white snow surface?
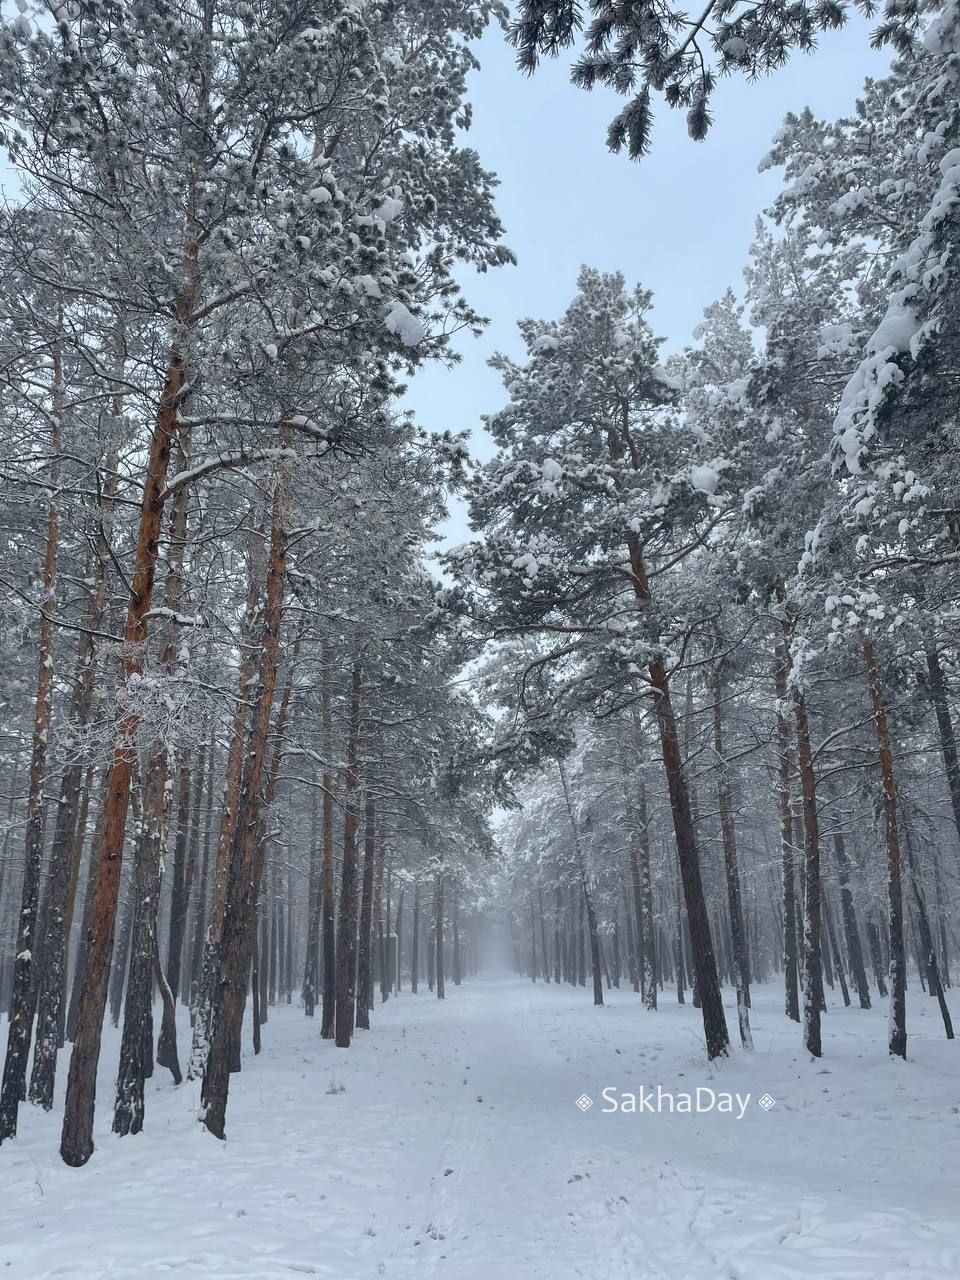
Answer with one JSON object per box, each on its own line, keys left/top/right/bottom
{"left": 1, "top": 979, "right": 959, "bottom": 1278}
{"left": 384, "top": 300, "right": 425, "bottom": 347}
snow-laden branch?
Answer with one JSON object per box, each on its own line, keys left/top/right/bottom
{"left": 141, "top": 607, "right": 207, "bottom": 627}
{"left": 158, "top": 447, "right": 297, "bottom": 501}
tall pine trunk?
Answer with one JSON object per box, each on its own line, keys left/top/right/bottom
{"left": 712, "top": 660, "right": 752, "bottom": 1048}
{"left": 793, "top": 686, "right": 822, "bottom": 1057}
{"left": 200, "top": 449, "right": 291, "bottom": 1138}
{"left": 648, "top": 659, "right": 725, "bottom": 1053}
{"left": 320, "top": 644, "right": 337, "bottom": 1038}
{"left": 862, "top": 635, "right": 907, "bottom": 1059}
{"left": 612, "top": 400, "right": 726, "bottom": 1052}
{"left": 302, "top": 793, "right": 321, "bottom": 1016}
{"left": 435, "top": 866, "right": 445, "bottom": 1000}
{"left": 188, "top": 725, "right": 217, "bottom": 1009}
{"left": 188, "top": 521, "right": 264, "bottom": 1079}
{"left": 61, "top": 233, "right": 199, "bottom": 1167}
{"left": 452, "top": 893, "right": 462, "bottom": 986}
{"left": 355, "top": 792, "right": 376, "bottom": 1030}
{"left": 635, "top": 772, "right": 657, "bottom": 1011}
{"left": 0, "top": 343, "right": 62, "bottom": 1142}
{"left": 334, "top": 662, "right": 363, "bottom": 1048}
{"left": 114, "top": 431, "right": 193, "bottom": 1136}
{"left": 165, "top": 754, "right": 194, "bottom": 1003}
{"left": 557, "top": 760, "right": 603, "bottom": 1007}
{"left": 924, "top": 646, "right": 960, "bottom": 855}
{"left": 30, "top": 431, "right": 117, "bottom": 1109}
{"left": 410, "top": 881, "right": 420, "bottom": 995}
{"left": 830, "top": 822, "right": 871, "bottom": 1010}
{"left": 775, "top": 630, "right": 801, "bottom": 1023}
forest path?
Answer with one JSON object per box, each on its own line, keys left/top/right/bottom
{"left": 360, "top": 976, "right": 960, "bottom": 1280}
{"left": 1, "top": 976, "right": 959, "bottom": 1278}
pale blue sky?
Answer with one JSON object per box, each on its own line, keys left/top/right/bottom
{"left": 407, "top": 13, "right": 890, "bottom": 537}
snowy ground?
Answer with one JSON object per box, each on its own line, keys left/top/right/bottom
{"left": 1, "top": 976, "right": 958, "bottom": 1279}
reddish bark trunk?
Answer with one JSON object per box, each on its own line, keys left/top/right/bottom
{"left": 61, "top": 249, "right": 197, "bottom": 1166}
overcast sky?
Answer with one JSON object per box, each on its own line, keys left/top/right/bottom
{"left": 405, "top": 14, "right": 890, "bottom": 544}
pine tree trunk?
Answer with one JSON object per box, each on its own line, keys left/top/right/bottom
{"left": 258, "top": 910, "right": 268, "bottom": 1028}
{"left": 165, "top": 753, "right": 194, "bottom": 1003}
{"left": 792, "top": 685, "right": 822, "bottom": 1057}
{"left": 0, "top": 750, "right": 20, "bottom": 978}
{"left": 231, "top": 605, "right": 302, "bottom": 1068}
{"left": 355, "top": 792, "right": 376, "bottom": 1031}
{"left": 902, "top": 823, "right": 953, "bottom": 1039}
{"left": 635, "top": 774, "right": 657, "bottom": 1011}
{"left": 576, "top": 892, "right": 585, "bottom": 986}
{"left": 188, "top": 727, "right": 216, "bottom": 1010}
{"left": 200, "top": 450, "right": 290, "bottom": 1138}
{"left": 66, "top": 783, "right": 108, "bottom": 1045}
{"left": 435, "top": 868, "right": 445, "bottom": 1000}
{"left": 411, "top": 881, "right": 420, "bottom": 995}
{"left": 622, "top": 883, "right": 639, "bottom": 991}
{"left": 108, "top": 857, "right": 136, "bottom": 1030}
{"left": 154, "top": 936, "right": 182, "bottom": 1083}
{"left": 284, "top": 871, "right": 293, "bottom": 1005}
{"left": 557, "top": 760, "right": 603, "bottom": 1007}
{"left": 320, "top": 645, "right": 337, "bottom": 1038}
{"left": 452, "top": 893, "right": 462, "bottom": 986}
{"left": 0, "top": 361, "right": 62, "bottom": 1143}
{"left": 924, "top": 646, "right": 960, "bottom": 855}
{"left": 188, "top": 522, "right": 264, "bottom": 1079}
{"left": 624, "top": 803, "right": 646, "bottom": 998}
{"left": 675, "top": 876, "right": 686, "bottom": 1004}
{"left": 867, "top": 918, "right": 889, "bottom": 998}
{"left": 178, "top": 738, "right": 205, "bottom": 1003}
{"left": 30, "top": 435, "right": 116, "bottom": 1107}
{"left": 713, "top": 662, "right": 752, "bottom": 1048}
{"left": 553, "top": 879, "right": 563, "bottom": 985}
{"left": 648, "top": 661, "right": 725, "bottom": 1052}
{"left": 930, "top": 848, "right": 951, "bottom": 987}
{"left": 268, "top": 863, "right": 279, "bottom": 1006}
{"left": 60, "top": 765, "right": 93, "bottom": 1044}
{"left": 537, "top": 881, "right": 549, "bottom": 984}
{"left": 862, "top": 635, "right": 906, "bottom": 1059}
{"left": 775, "top": 632, "right": 801, "bottom": 1023}
{"left": 334, "top": 662, "right": 363, "bottom": 1048}
{"left": 395, "top": 885, "right": 405, "bottom": 993}
{"left": 60, "top": 264, "right": 197, "bottom": 1167}
{"left": 373, "top": 837, "right": 386, "bottom": 1004}
{"left": 251, "top": 935, "right": 262, "bottom": 1054}
{"left": 303, "top": 793, "right": 321, "bottom": 1016}
{"left": 831, "top": 824, "right": 871, "bottom": 1009}
{"left": 115, "top": 432, "right": 193, "bottom": 1134}
{"left": 824, "top": 894, "right": 850, "bottom": 1008}
{"left": 617, "top": 454, "right": 725, "bottom": 1050}
{"left": 114, "top": 754, "right": 174, "bottom": 1136}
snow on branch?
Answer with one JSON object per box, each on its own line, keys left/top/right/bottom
{"left": 158, "top": 447, "right": 297, "bottom": 501}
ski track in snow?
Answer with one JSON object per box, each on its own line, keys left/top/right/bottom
{"left": 1, "top": 978, "right": 958, "bottom": 1279}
